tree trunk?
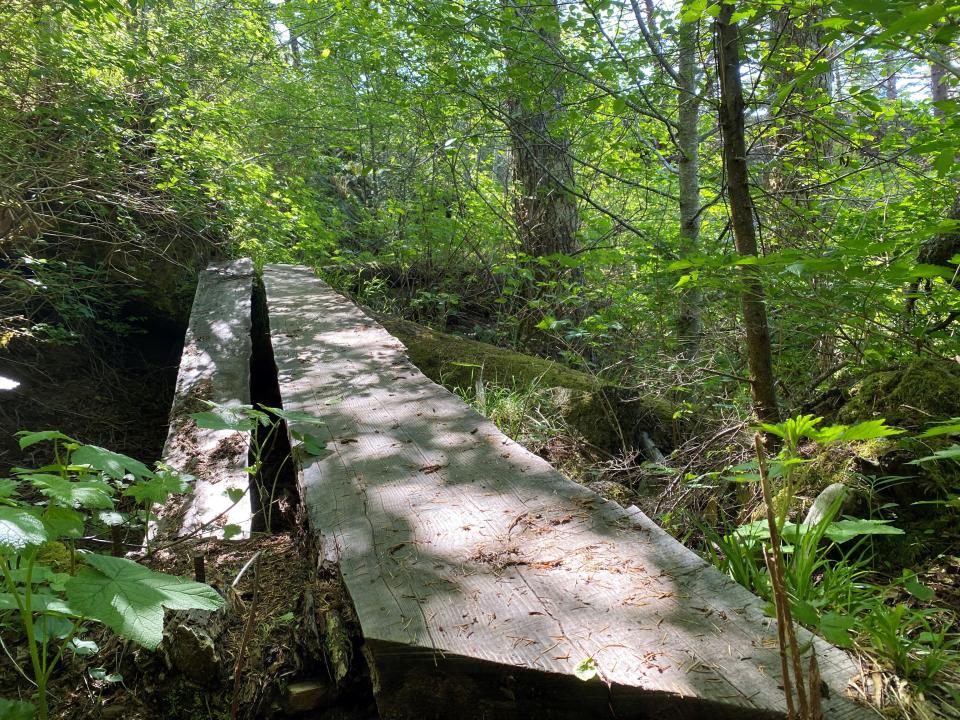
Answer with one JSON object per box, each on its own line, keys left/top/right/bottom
{"left": 884, "top": 53, "right": 898, "bottom": 101}
{"left": 766, "top": 7, "right": 832, "bottom": 213}
{"left": 502, "top": 0, "right": 579, "bottom": 265}
{"left": 676, "top": 18, "right": 703, "bottom": 358}
{"left": 716, "top": 4, "right": 780, "bottom": 425}
{"left": 931, "top": 62, "right": 949, "bottom": 118}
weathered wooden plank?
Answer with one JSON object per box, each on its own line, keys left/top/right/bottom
{"left": 262, "top": 263, "right": 872, "bottom": 719}
{"left": 153, "top": 259, "right": 254, "bottom": 541}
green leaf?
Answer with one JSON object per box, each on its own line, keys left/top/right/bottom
{"left": 89, "top": 667, "right": 123, "bottom": 683}
{"left": 819, "top": 611, "right": 855, "bottom": 648}
{"left": 68, "top": 637, "right": 100, "bottom": 656}
{"left": 190, "top": 410, "right": 256, "bottom": 432}
{"left": 292, "top": 430, "right": 327, "bottom": 456}
{"left": 824, "top": 519, "right": 904, "bottom": 543}
{"left": 934, "top": 149, "right": 955, "bottom": 176}
{"left": 65, "top": 554, "right": 225, "bottom": 649}
{"left": 97, "top": 511, "right": 126, "bottom": 527}
{"left": 910, "top": 444, "right": 960, "bottom": 464}
{"left": 0, "top": 698, "right": 36, "bottom": 720}
{"left": 918, "top": 419, "right": 960, "bottom": 438}
{"left": 16, "top": 430, "right": 75, "bottom": 450}
{"left": 791, "top": 600, "right": 819, "bottom": 626}
{"left": 35, "top": 614, "right": 74, "bottom": 642}
{"left": 225, "top": 487, "right": 246, "bottom": 503}
{"left": 262, "top": 407, "right": 326, "bottom": 426}
{"left": 123, "top": 471, "right": 190, "bottom": 506}
{"left": 0, "top": 478, "right": 18, "bottom": 499}
{"left": 733, "top": 519, "right": 774, "bottom": 542}
{"left": 883, "top": 4, "right": 946, "bottom": 35}
{"left": 72, "top": 445, "right": 153, "bottom": 480}
{"left": 902, "top": 571, "right": 936, "bottom": 602}
{"left": 43, "top": 506, "right": 85, "bottom": 539}
{"left": 0, "top": 507, "right": 47, "bottom": 550}
{"left": 574, "top": 656, "right": 598, "bottom": 681}
{"left": 815, "top": 17, "right": 852, "bottom": 30}
{"left": 0, "top": 592, "right": 78, "bottom": 615}
{"left": 23, "top": 474, "right": 115, "bottom": 509}
{"left": 222, "top": 524, "right": 243, "bottom": 540}
{"left": 815, "top": 419, "right": 903, "bottom": 444}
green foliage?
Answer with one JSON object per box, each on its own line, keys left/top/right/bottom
{"left": 699, "top": 415, "right": 960, "bottom": 695}
{"left": 5, "top": 0, "right": 960, "bottom": 712}
{"left": 0, "top": 432, "right": 223, "bottom": 718}
{"left": 456, "top": 378, "right": 558, "bottom": 445}
{"left": 190, "top": 402, "right": 325, "bottom": 532}
{"left": 64, "top": 553, "right": 223, "bottom": 650}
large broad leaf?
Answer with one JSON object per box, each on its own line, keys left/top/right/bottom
{"left": 0, "top": 698, "right": 35, "bottom": 720}
{"left": 43, "top": 506, "right": 85, "bottom": 539}
{"left": 22, "top": 474, "right": 115, "bottom": 509}
{"left": 16, "top": 430, "right": 76, "bottom": 450}
{"left": 0, "top": 507, "right": 47, "bottom": 550}
{"left": 0, "top": 478, "right": 19, "bottom": 500}
{"left": 72, "top": 445, "right": 153, "bottom": 480}
{"left": 65, "top": 554, "right": 225, "bottom": 650}
{"left": 823, "top": 519, "right": 904, "bottom": 544}
{"left": 819, "top": 611, "right": 855, "bottom": 648}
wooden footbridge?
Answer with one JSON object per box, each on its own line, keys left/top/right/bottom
{"left": 162, "top": 261, "right": 873, "bottom": 719}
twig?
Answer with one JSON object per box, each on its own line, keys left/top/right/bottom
{"left": 230, "top": 553, "right": 261, "bottom": 720}
{"left": 232, "top": 550, "right": 263, "bottom": 589}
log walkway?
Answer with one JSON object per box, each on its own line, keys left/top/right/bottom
{"left": 259, "top": 264, "right": 872, "bottom": 720}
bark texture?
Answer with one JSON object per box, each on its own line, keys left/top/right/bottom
{"left": 716, "top": 4, "right": 780, "bottom": 425}
{"left": 676, "top": 18, "right": 703, "bottom": 357}
{"left": 503, "top": 0, "right": 579, "bottom": 263}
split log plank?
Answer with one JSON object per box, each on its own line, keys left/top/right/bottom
{"left": 154, "top": 259, "right": 254, "bottom": 541}
{"left": 262, "top": 263, "right": 872, "bottom": 720}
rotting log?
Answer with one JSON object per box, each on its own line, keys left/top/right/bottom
{"left": 262, "top": 264, "right": 873, "bottom": 720}
{"left": 152, "top": 258, "right": 255, "bottom": 542}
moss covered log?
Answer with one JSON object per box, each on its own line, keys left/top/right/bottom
{"left": 837, "top": 357, "right": 960, "bottom": 431}
{"left": 380, "top": 318, "right": 674, "bottom": 453}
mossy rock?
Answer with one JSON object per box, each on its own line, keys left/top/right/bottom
{"left": 837, "top": 357, "right": 960, "bottom": 431}
{"left": 380, "top": 318, "right": 674, "bottom": 453}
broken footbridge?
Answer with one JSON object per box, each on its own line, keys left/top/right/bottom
{"left": 158, "top": 260, "right": 873, "bottom": 720}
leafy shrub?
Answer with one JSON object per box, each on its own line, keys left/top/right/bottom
{"left": 0, "top": 431, "right": 224, "bottom": 719}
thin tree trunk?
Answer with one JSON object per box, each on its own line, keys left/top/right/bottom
{"left": 931, "top": 62, "right": 949, "bottom": 118}
{"left": 716, "top": 4, "right": 780, "bottom": 424}
{"left": 286, "top": 0, "right": 301, "bottom": 69}
{"left": 676, "top": 18, "right": 703, "bottom": 358}
{"left": 290, "top": 31, "right": 301, "bottom": 69}
{"left": 884, "top": 53, "right": 898, "bottom": 101}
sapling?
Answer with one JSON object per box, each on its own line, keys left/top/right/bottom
{"left": 190, "top": 401, "right": 326, "bottom": 533}
{"left": 0, "top": 431, "right": 224, "bottom": 719}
